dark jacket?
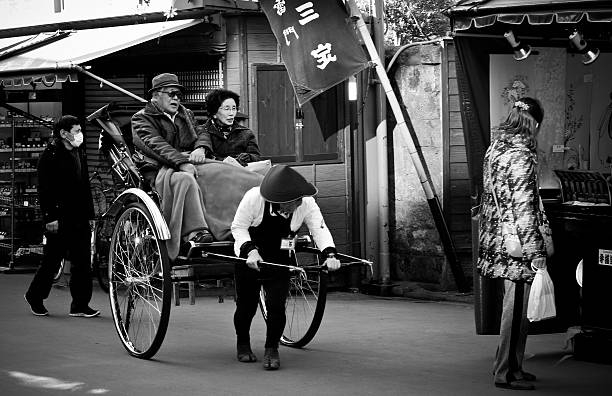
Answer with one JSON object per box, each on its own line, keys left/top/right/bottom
{"left": 202, "top": 119, "right": 261, "bottom": 164}
{"left": 38, "top": 138, "right": 94, "bottom": 227}
{"left": 131, "top": 102, "right": 212, "bottom": 172}
{"left": 477, "top": 131, "right": 546, "bottom": 283}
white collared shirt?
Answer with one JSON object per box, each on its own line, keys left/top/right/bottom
{"left": 231, "top": 187, "right": 335, "bottom": 256}
{"left": 164, "top": 112, "right": 177, "bottom": 123}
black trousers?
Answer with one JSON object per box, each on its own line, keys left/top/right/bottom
{"left": 233, "top": 265, "right": 290, "bottom": 349}
{"left": 26, "top": 224, "right": 93, "bottom": 311}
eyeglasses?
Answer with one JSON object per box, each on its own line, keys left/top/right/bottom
{"left": 159, "top": 90, "right": 183, "bottom": 100}
{"left": 219, "top": 106, "right": 238, "bottom": 112}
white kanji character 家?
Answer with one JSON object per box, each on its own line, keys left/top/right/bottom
{"left": 311, "top": 43, "right": 337, "bottom": 70}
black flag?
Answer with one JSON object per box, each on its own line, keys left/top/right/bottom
{"left": 260, "top": 0, "right": 369, "bottom": 105}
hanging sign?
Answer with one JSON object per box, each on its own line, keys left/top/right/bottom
{"left": 260, "top": 0, "right": 370, "bottom": 105}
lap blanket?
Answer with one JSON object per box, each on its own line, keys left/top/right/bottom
{"left": 155, "top": 161, "right": 263, "bottom": 260}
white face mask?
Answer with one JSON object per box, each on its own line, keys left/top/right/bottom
{"left": 68, "top": 132, "right": 84, "bottom": 148}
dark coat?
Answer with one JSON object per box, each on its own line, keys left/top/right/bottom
{"left": 37, "top": 139, "right": 94, "bottom": 227}
{"left": 202, "top": 119, "right": 261, "bottom": 164}
{"left": 131, "top": 102, "right": 212, "bottom": 172}
{"left": 477, "top": 132, "right": 546, "bottom": 283}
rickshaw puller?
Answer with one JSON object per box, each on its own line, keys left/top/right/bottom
{"left": 231, "top": 165, "right": 341, "bottom": 370}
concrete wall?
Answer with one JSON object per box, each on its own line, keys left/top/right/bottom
{"left": 390, "top": 43, "right": 449, "bottom": 287}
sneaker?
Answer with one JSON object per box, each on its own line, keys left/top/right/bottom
{"left": 69, "top": 306, "right": 100, "bottom": 318}
{"left": 24, "top": 293, "right": 48, "bottom": 316}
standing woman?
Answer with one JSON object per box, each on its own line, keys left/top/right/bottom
{"left": 478, "top": 97, "right": 547, "bottom": 391}
{"left": 202, "top": 89, "right": 261, "bottom": 166}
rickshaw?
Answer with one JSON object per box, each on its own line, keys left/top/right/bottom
{"left": 86, "top": 103, "right": 372, "bottom": 360}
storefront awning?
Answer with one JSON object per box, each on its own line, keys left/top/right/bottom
{"left": 0, "top": 18, "right": 204, "bottom": 87}
{"left": 450, "top": 0, "right": 612, "bottom": 31}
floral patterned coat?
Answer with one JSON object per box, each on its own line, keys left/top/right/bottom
{"left": 477, "top": 132, "right": 547, "bottom": 283}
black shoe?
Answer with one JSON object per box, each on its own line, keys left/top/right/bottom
{"left": 517, "top": 371, "right": 536, "bottom": 381}
{"left": 263, "top": 347, "right": 280, "bottom": 370}
{"left": 191, "top": 229, "right": 213, "bottom": 244}
{"left": 24, "top": 293, "right": 48, "bottom": 316}
{"left": 69, "top": 306, "right": 100, "bottom": 318}
{"left": 237, "top": 344, "right": 257, "bottom": 363}
{"left": 495, "top": 380, "right": 535, "bottom": 390}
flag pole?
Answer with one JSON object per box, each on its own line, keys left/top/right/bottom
{"left": 372, "top": 0, "right": 390, "bottom": 285}
{"left": 347, "top": 0, "right": 468, "bottom": 292}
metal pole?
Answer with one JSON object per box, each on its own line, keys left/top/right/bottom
{"left": 373, "top": 0, "right": 390, "bottom": 285}
{"left": 72, "top": 65, "right": 147, "bottom": 103}
{"left": 9, "top": 116, "right": 15, "bottom": 270}
{"left": 347, "top": 0, "right": 469, "bottom": 292}
{"left": 348, "top": 1, "right": 434, "bottom": 199}
{"left": 202, "top": 251, "right": 305, "bottom": 273}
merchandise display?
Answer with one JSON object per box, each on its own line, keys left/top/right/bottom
{"left": 0, "top": 109, "right": 53, "bottom": 270}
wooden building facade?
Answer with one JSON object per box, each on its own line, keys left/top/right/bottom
{"left": 75, "top": 13, "right": 358, "bottom": 257}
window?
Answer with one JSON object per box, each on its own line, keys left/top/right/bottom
{"left": 254, "top": 64, "right": 345, "bottom": 164}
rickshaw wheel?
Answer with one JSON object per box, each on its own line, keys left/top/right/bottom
{"left": 259, "top": 250, "right": 328, "bottom": 348}
{"left": 92, "top": 218, "right": 111, "bottom": 293}
{"left": 109, "top": 201, "right": 171, "bottom": 359}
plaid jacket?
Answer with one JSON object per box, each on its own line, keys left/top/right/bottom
{"left": 477, "top": 132, "right": 547, "bottom": 282}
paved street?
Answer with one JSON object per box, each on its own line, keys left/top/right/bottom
{"left": 1, "top": 273, "right": 611, "bottom": 395}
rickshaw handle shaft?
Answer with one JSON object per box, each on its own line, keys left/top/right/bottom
{"left": 297, "top": 246, "right": 373, "bottom": 266}
{"left": 202, "top": 252, "right": 305, "bottom": 273}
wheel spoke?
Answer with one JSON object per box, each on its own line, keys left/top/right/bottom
{"left": 260, "top": 249, "right": 327, "bottom": 348}
{"left": 109, "top": 203, "right": 170, "bottom": 359}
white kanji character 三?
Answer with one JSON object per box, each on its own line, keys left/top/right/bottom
{"left": 296, "top": 2, "right": 320, "bottom": 25}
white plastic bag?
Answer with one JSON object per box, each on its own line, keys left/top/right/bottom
{"left": 527, "top": 267, "right": 556, "bottom": 322}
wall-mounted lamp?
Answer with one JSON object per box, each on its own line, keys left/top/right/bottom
{"left": 504, "top": 31, "right": 531, "bottom": 61}
{"left": 569, "top": 31, "right": 600, "bottom": 65}
{"left": 348, "top": 75, "right": 357, "bottom": 101}
{"left": 28, "top": 82, "right": 36, "bottom": 100}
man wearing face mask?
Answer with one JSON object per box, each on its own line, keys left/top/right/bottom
{"left": 24, "top": 115, "right": 99, "bottom": 317}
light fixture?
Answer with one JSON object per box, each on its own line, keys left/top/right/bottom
{"left": 504, "top": 30, "right": 532, "bottom": 61}
{"left": 29, "top": 81, "right": 36, "bottom": 100}
{"left": 569, "top": 31, "right": 600, "bottom": 65}
{"left": 348, "top": 75, "right": 357, "bottom": 101}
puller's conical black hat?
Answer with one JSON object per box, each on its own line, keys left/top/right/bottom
{"left": 260, "top": 165, "right": 317, "bottom": 203}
